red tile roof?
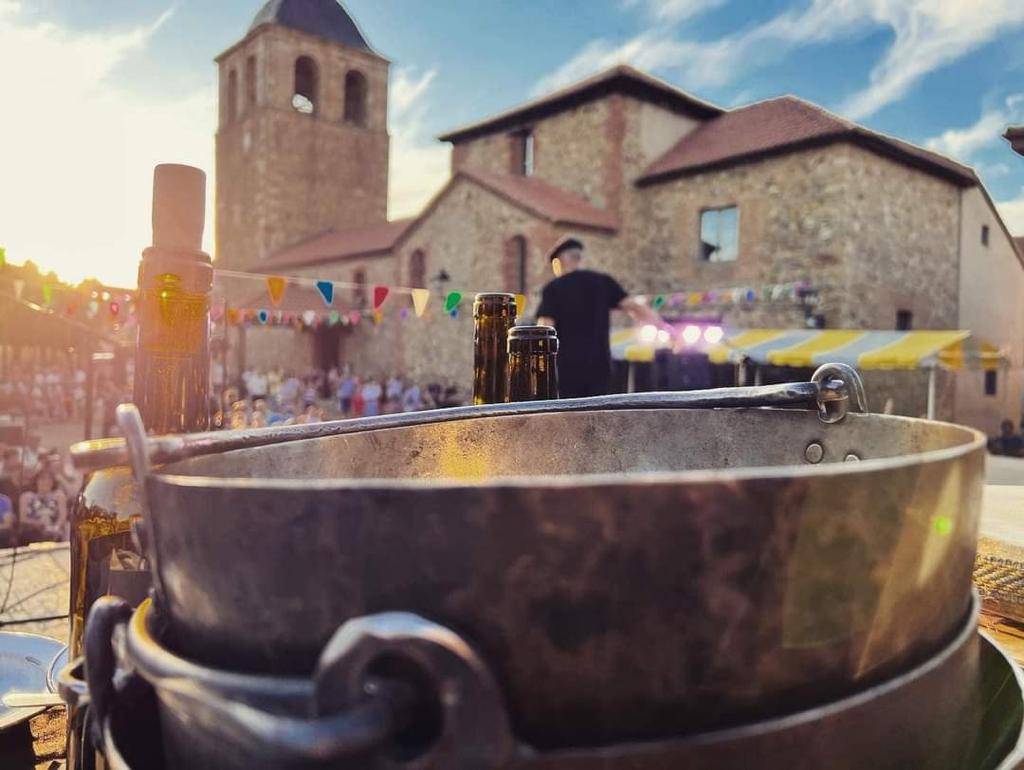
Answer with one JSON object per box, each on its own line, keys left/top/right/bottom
{"left": 439, "top": 65, "right": 722, "bottom": 144}
{"left": 262, "top": 218, "right": 414, "bottom": 270}
{"left": 460, "top": 167, "right": 618, "bottom": 231}
{"left": 640, "top": 96, "right": 976, "bottom": 187}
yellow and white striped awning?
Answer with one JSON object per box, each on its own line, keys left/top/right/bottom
{"left": 611, "top": 328, "right": 1006, "bottom": 370}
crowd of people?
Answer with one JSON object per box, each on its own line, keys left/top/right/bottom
{"left": 0, "top": 363, "right": 89, "bottom": 423}
{"left": 0, "top": 434, "right": 81, "bottom": 548}
{"left": 219, "top": 365, "right": 463, "bottom": 429}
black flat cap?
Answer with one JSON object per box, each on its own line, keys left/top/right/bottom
{"left": 548, "top": 236, "right": 584, "bottom": 261}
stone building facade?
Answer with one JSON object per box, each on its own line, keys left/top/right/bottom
{"left": 219, "top": 2, "right": 1023, "bottom": 431}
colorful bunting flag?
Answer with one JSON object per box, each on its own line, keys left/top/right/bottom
{"left": 652, "top": 295, "right": 666, "bottom": 310}
{"left": 445, "top": 291, "right": 463, "bottom": 314}
{"left": 266, "top": 276, "right": 287, "bottom": 307}
{"left": 302, "top": 310, "right": 317, "bottom": 326}
{"left": 328, "top": 310, "right": 340, "bottom": 326}
{"left": 400, "top": 307, "right": 410, "bottom": 321}
{"left": 349, "top": 310, "right": 361, "bottom": 325}
{"left": 315, "top": 281, "right": 334, "bottom": 306}
{"left": 372, "top": 285, "right": 390, "bottom": 311}
{"left": 41, "top": 285, "right": 53, "bottom": 306}
{"left": 258, "top": 309, "right": 269, "bottom": 324}
{"left": 411, "top": 288, "right": 430, "bottom": 318}
{"left": 0, "top": 247, "right": 5, "bottom": 268}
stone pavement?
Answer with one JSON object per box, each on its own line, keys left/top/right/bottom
{"left": 0, "top": 542, "right": 70, "bottom": 642}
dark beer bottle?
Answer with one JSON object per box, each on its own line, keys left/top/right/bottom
{"left": 473, "top": 293, "right": 517, "bottom": 404}
{"left": 507, "top": 325, "right": 559, "bottom": 401}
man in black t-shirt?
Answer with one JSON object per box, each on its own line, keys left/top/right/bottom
{"left": 536, "top": 237, "right": 663, "bottom": 398}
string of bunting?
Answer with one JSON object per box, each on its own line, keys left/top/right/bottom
{"left": 214, "top": 268, "right": 815, "bottom": 330}
{"left": 635, "top": 279, "right": 815, "bottom": 311}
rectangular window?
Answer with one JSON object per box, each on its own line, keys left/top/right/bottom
{"left": 523, "top": 132, "right": 535, "bottom": 176}
{"left": 699, "top": 206, "right": 739, "bottom": 262}
{"left": 985, "top": 370, "right": 998, "bottom": 396}
{"left": 981, "top": 224, "right": 990, "bottom": 247}
{"left": 896, "top": 310, "right": 913, "bottom": 331}
{"left": 510, "top": 130, "right": 534, "bottom": 176}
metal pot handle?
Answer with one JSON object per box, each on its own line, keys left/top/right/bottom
{"left": 83, "top": 595, "right": 133, "bottom": 748}
{"left": 136, "top": 612, "right": 515, "bottom": 768}
{"left": 74, "top": 364, "right": 870, "bottom": 472}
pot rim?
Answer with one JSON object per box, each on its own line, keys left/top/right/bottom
{"left": 152, "top": 410, "right": 986, "bottom": 493}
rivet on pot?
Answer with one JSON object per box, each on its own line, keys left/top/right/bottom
{"left": 805, "top": 442, "right": 824, "bottom": 464}
{"left": 845, "top": 453, "right": 861, "bottom": 462}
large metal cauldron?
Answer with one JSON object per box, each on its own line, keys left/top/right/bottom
{"left": 101, "top": 369, "right": 985, "bottom": 749}
{"left": 64, "top": 593, "right": 1004, "bottom": 769}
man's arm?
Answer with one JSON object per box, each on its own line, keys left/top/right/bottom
{"left": 618, "top": 297, "right": 666, "bottom": 328}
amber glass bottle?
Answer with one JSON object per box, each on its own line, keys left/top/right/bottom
{"left": 507, "top": 325, "right": 559, "bottom": 401}
{"left": 473, "top": 293, "right": 517, "bottom": 405}
{"left": 69, "top": 165, "right": 211, "bottom": 660}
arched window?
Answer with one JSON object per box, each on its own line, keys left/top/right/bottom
{"left": 353, "top": 268, "right": 367, "bottom": 307}
{"left": 227, "top": 69, "right": 239, "bottom": 123}
{"left": 409, "top": 250, "right": 426, "bottom": 288}
{"left": 344, "top": 70, "right": 368, "bottom": 126}
{"left": 504, "top": 236, "right": 529, "bottom": 295}
{"left": 245, "top": 55, "right": 257, "bottom": 110}
{"left": 293, "top": 56, "right": 318, "bottom": 114}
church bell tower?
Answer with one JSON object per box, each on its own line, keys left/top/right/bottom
{"left": 215, "top": 0, "right": 390, "bottom": 271}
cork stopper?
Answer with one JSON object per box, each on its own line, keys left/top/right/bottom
{"left": 152, "top": 164, "right": 206, "bottom": 252}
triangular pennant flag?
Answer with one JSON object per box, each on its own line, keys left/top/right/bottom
{"left": 515, "top": 294, "right": 527, "bottom": 317}
{"left": 411, "top": 288, "right": 430, "bottom": 318}
{"left": 444, "top": 291, "right": 462, "bottom": 314}
{"left": 349, "top": 310, "right": 361, "bottom": 325}
{"left": 266, "top": 276, "right": 287, "bottom": 307}
{"left": 0, "top": 247, "right": 5, "bottom": 267}
{"left": 302, "top": 310, "right": 317, "bottom": 326}
{"left": 652, "top": 295, "right": 666, "bottom": 311}
{"left": 227, "top": 308, "right": 239, "bottom": 325}
{"left": 258, "top": 309, "right": 269, "bottom": 324}
{"left": 315, "top": 281, "right": 334, "bottom": 306}
{"left": 372, "top": 285, "right": 390, "bottom": 310}
{"left": 373, "top": 309, "right": 383, "bottom": 324}
{"left": 400, "top": 307, "right": 410, "bottom": 321}
{"left": 13, "top": 279, "right": 24, "bottom": 300}
{"left": 328, "top": 311, "right": 340, "bottom": 325}
{"left": 42, "top": 285, "right": 53, "bottom": 306}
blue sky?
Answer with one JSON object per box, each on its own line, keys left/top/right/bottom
{"left": 3, "top": 0, "right": 1024, "bottom": 285}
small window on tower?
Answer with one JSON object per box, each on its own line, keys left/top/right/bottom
{"left": 896, "top": 310, "right": 913, "bottom": 331}
{"left": 293, "top": 56, "right": 318, "bottom": 115}
{"left": 409, "top": 250, "right": 426, "bottom": 288}
{"left": 344, "top": 70, "right": 368, "bottom": 127}
{"left": 505, "top": 236, "right": 529, "bottom": 294}
{"left": 245, "top": 56, "right": 257, "bottom": 110}
{"left": 510, "top": 130, "right": 534, "bottom": 176}
{"left": 227, "top": 69, "right": 239, "bottom": 123}
{"left": 985, "top": 370, "right": 998, "bottom": 396}
{"left": 981, "top": 224, "right": 990, "bottom": 246}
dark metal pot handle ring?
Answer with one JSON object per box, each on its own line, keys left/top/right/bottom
{"left": 812, "top": 363, "right": 868, "bottom": 423}
{"left": 83, "top": 595, "right": 133, "bottom": 749}
{"left": 147, "top": 613, "right": 516, "bottom": 768}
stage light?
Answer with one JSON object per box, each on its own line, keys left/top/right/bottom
{"left": 640, "top": 324, "right": 658, "bottom": 343}
{"left": 704, "top": 325, "right": 724, "bottom": 344}
{"left": 682, "top": 325, "right": 701, "bottom": 345}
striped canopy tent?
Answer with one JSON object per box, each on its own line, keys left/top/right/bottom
{"left": 611, "top": 327, "right": 1007, "bottom": 417}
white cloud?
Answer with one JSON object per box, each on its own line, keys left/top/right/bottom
{"left": 643, "top": 0, "right": 727, "bottom": 22}
{"left": 925, "top": 95, "right": 1024, "bottom": 162}
{"left": 997, "top": 193, "right": 1024, "bottom": 235}
{"left": 536, "top": 0, "right": 1024, "bottom": 119}
{"left": 0, "top": 1, "right": 214, "bottom": 286}
{"left": 388, "top": 67, "right": 450, "bottom": 220}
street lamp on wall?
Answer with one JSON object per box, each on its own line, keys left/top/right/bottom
{"left": 430, "top": 269, "right": 451, "bottom": 300}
